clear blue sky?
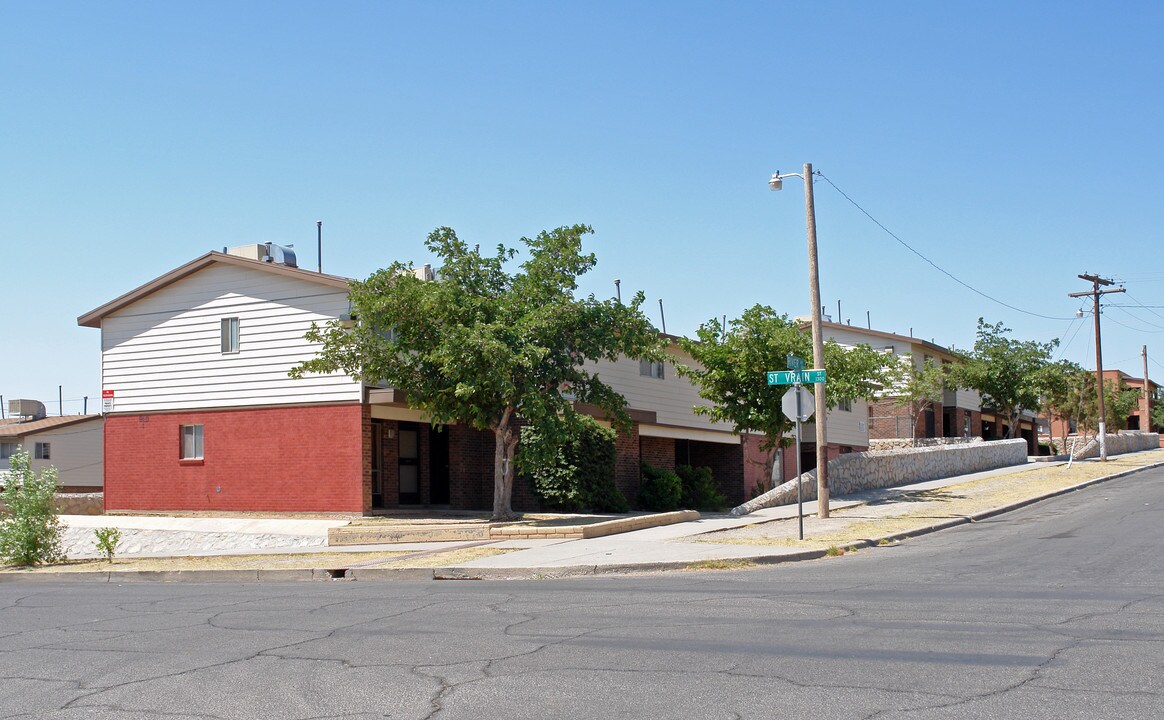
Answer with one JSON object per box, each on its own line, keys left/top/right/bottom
{"left": 4, "top": 2, "right": 1163, "bottom": 415}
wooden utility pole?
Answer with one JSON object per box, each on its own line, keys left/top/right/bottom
{"left": 1143, "top": 345, "right": 1151, "bottom": 430}
{"left": 803, "top": 163, "right": 829, "bottom": 517}
{"left": 1069, "top": 274, "right": 1124, "bottom": 460}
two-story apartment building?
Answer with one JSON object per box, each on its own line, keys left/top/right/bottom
{"left": 79, "top": 245, "right": 871, "bottom": 514}
{"left": 817, "top": 321, "right": 1038, "bottom": 452}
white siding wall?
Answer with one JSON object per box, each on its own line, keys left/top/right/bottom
{"left": 0, "top": 420, "right": 103, "bottom": 489}
{"left": 589, "top": 346, "right": 868, "bottom": 447}
{"left": 588, "top": 347, "right": 730, "bottom": 435}
{"left": 101, "top": 264, "right": 360, "bottom": 413}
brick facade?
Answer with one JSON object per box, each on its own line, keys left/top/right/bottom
{"left": 679, "top": 439, "right": 746, "bottom": 506}
{"left": 640, "top": 435, "right": 676, "bottom": 472}
{"left": 104, "top": 404, "right": 365, "bottom": 513}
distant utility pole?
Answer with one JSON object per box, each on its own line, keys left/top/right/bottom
{"left": 1143, "top": 345, "right": 1151, "bottom": 430}
{"left": 1069, "top": 274, "right": 1125, "bottom": 460}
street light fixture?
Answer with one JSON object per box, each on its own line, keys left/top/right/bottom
{"left": 770, "top": 163, "right": 830, "bottom": 518}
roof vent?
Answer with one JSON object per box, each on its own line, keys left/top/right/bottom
{"left": 263, "top": 242, "right": 297, "bottom": 267}
{"left": 8, "top": 399, "right": 46, "bottom": 421}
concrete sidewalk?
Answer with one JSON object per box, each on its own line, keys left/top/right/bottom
{"left": 14, "top": 448, "right": 1164, "bottom": 581}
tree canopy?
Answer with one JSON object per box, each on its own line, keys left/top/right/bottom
{"left": 947, "top": 318, "right": 1058, "bottom": 439}
{"left": 676, "top": 305, "right": 893, "bottom": 472}
{"left": 885, "top": 353, "right": 949, "bottom": 438}
{"left": 291, "top": 224, "right": 664, "bottom": 520}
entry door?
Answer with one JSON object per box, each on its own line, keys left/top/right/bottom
{"left": 398, "top": 424, "right": 420, "bottom": 505}
{"left": 429, "top": 427, "right": 450, "bottom": 505}
{"left": 371, "top": 421, "right": 385, "bottom": 508}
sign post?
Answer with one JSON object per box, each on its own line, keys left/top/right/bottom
{"left": 781, "top": 384, "right": 814, "bottom": 539}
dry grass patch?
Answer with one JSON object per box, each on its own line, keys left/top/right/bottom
{"left": 684, "top": 559, "right": 757, "bottom": 571}
{"left": 376, "top": 547, "right": 512, "bottom": 568}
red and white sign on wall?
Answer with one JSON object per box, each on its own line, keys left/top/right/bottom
{"left": 101, "top": 389, "right": 114, "bottom": 414}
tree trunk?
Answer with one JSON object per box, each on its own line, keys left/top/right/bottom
{"left": 491, "top": 407, "right": 519, "bottom": 522}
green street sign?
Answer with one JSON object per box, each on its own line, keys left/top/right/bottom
{"left": 767, "top": 369, "right": 827, "bottom": 385}
{"left": 786, "top": 354, "right": 805, "bottom": 371}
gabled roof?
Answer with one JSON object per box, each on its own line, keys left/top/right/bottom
{"left": 0, "top": 415, "right": 102, "bottom": 439}
{"left": 77, "top": 252, "right": 353, "bottom": 328}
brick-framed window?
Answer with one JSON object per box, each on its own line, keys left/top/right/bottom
{"left": 180, "top": 424, "right": 204, "bottom": 460}
{"left": 221, "top": 317, "right": 240, "bottom": 354}
{"left": 34, "top": 442, "right": 50, "bottom": 460}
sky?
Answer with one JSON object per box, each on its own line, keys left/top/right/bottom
{"left": 3, "top": 2, "right": 1163, "bottom": 415}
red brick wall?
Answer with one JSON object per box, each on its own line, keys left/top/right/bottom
{"left": 104, "top": 405, "right": 365, "bottom": 513}
{"left": 613, "top": 422, "right": 642, "bottom": 500}
{"left": 682, "top": 439, "right": 745, "bottom": 506}
{"left": 640, "top": 435, "right": 675, "bottom": 472}
{"left": 447, "top": 424, "right": 497, "bottom": 510}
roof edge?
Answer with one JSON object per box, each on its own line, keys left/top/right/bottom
{"left": 78, "top": 252, "right": 353, "bottom": 328}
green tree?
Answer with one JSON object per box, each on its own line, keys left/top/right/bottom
{"left": 291, "top": 225, "right": 663, "bottom": 521}
{"left": 0, "top": 450, "right": 66, "bottom": 566}
{"left": 885, "top": 353, "right": 948, "bottom": 439}
{"left": 519, "top": 414, "right": 628, "bottom": 513}
{"left": 1079, "top": 378, "right": 1141, "bottom": 433}
{"left": 1151, "top": 388, "right": 1164, "bottom": 431}
{"left": 676, "top": 305, "right": 893, "bottom": 481}
{"left": 1036, "top": 360, "right": 1089, "bottom": 451}
{"left": 947, "top": 319, "right": 1058, "bottom": 439}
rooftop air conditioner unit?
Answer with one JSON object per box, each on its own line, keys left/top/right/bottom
{"left": 8, "top": 399, "right": 46, "bottom": 420}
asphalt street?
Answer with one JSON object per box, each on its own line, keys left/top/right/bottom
{"left": 1, "top": 466, "right": 1162, "bottom": 719}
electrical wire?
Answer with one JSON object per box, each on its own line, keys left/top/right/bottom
{"left": 815, "top": 172, "right": 1078, "bottom": 321}
{"left": 1103, "top": 312, "right": 1164, "bottom": 334}
{"left": 1054, "top": 313, "right": 1088, "bottom": 361}
{"left": 1123, "top": 291, "right": 1164, "bottom": 323}
{"left": 1109, "top": 305, "right": 1164, "bottom": 331}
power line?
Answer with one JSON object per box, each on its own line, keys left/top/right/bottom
{"left": 1104, "top": 311, "right": 1164, "bottom": 334}
{"left": 1123, "top": 291, "right": 1164, "bottom": 323}
{"left": 1109, "top": 305, "right": 1164, "bottom": 331}
{"left": 815, "top": 172, "right": 1077, "bottom": 321}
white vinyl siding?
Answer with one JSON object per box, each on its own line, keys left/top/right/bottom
{"left": 591, "top": 349, "right": 726, "bottom": 434}
{"left": 100, "top": 264, "right": 361, "bottom": 412}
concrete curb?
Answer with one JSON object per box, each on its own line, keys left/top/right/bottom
{"left": 3, "top": 456, "right": 1161, "bottom": 583}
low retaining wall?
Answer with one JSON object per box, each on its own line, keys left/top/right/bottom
{"left": 868, "top": 437, "right": 983, "bottom": 451}
{"left": 53, "top": 493, "right": 104, "bottom": 516}
{"left": 732, "top": 438, "right": 1029, "bottom": 516}
{"left": 1067, "top": 432, "right": 1159, "bottom": 460}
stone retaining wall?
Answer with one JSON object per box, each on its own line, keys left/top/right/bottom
{"left": 1067, "top": 432, "right": 1159, "bottom": 460}
{"left": 732, "top": 438, "right": 1029, "bottom": 515}
{"left": 868, "top": 437, "right": 983, "bottom": 452}
{"left": 53, "top": 493, "right": 104, "bottom": 515}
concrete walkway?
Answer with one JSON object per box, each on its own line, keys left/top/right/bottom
{"left": 33, "top": 449, "right": 1164, "bottom": 580}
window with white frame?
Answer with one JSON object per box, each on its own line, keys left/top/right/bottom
{"left": 837, "top": 399, "right": 852, "bottom": 412}
{"left": 639, "top": 359, "right": 665, "bottom": 379}
{"left": 220, "top": 317, "right": 240, "bottom": 354}
{"left": 181, "top": 425, "right": 204, "bottom": 460}
{"left": 34, "top": 442, "right": 50, "bottom": 460}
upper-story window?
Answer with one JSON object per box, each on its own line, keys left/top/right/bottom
{"left": 837, "top": 399, "right": 852, "bottom": 412}
{"left": 221, "top": 317, "right": 240, "bottom": 354}
{"left": 34, "top": 442, "right": 50, "bottom": 460}
{"left": 0, "top": 442, "right": 17, "bottom": 462}
{"left": 639, "top": 359, "right": 665, "bottom": 379}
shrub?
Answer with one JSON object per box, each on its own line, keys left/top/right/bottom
{"left": 94, "top": 527, "right": 122, "bottom": 562}
{"left": 520, "top": 415, "right": 629, "bottom": 513}
{"left": 676, "top": 464, "right": 726, "bottom": 511}
{"left": 0, "top": 450, "right": 66, "bottom": 566}
{"left": 636, "top": 463, "right": 682, "bottom": 511}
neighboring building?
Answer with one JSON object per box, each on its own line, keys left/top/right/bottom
{"left": 0, "top": 403, "right": 103, "bottom": 492}
{"left": 1046, "top": 369, "right": 1160, "bottom": 441}
{"left": 815, "top": 321, "right": 1039, "bottom": 452}
{"left": 80, "top": 244, "right": 844, "bottom": 513}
